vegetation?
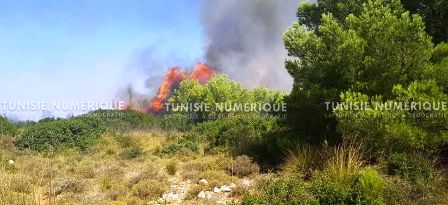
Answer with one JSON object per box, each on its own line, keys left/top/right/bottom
{"left": 168, "top": 74, "right": 286, "bottom": 122}
{"left": 0, "top": 0, "right": 447, "bottom": 204}
{"left": 0, "top": 116, "right": 17, "bottom": 137}
{"left": 16, "top": 116, "right": 105, "bottom": 151}
{"left": 90, "top": 109, "right": 191, "bottom": 131}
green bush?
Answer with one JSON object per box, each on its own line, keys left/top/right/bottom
{"left": 385, "top": 153, "right": 446, "bottom": 202}
{"left": 0, "top": 116, "right": 17, "bottom": 137}
{"left": 311, "top": 175, "right": 355, "bottom": 205}
{"left": 386, "top": 153, "right": 437, "bottom": 183}
{"left": 15, "top": 116, "right": 105, "bottom": 152}
{"left": 192, "top": 116, "right": 277, "bottom": 155}
{"left": 90, "top": 110, "right": 191, "bottom": 131}
{"left": 355, "top": 167, "right": 386, "bottom": 205}
{"left": 241, "top": 177, "right": 317, "bottom": 205}
{"left": 159, "top": 134, "right": 199, "bottom": 155}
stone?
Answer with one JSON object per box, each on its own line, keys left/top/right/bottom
{"left": 199, "top": 178, "right": 208, "bottom": 184}
{"left": 198, "top": 191, "right": 206, "bottom": 198}
{"left": 160, "top": 192, "right": 180, "bottom": 203}
{"left": 220, "top": 185, "right": 232, "bottom": 192}
{"left": 198, "top": 191, "right": 212, "bottom": 199}
{"left": 8, "top": 160, "right": 14, "bottom": 165}
{"left": 213, "top": 187, "right": 221, "bottom": 193}
{"left": 241, "top": 178, "right": 252, "bottom": 187}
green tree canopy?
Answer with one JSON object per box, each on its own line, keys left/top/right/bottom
{"left": 283, "top": 0, "right": 438, "bottom": 142}
{"left": 297, "top": 0, "right": 447, "bottom": 44}
{"left": 168, "top": 74, "right": 286, "bottom": 121}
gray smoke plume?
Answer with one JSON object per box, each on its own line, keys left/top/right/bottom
{"left": 200, "top": 0, "right": 300, "bottom": 91}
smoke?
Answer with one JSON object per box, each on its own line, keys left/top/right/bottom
{"left": 118, "top": 0, "right": 301, "bottom": 110}
{"left": 200, "top": 0, "right": 300, "bottom": 91}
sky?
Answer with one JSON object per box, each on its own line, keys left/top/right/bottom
{"left": 0, "top": 0, "right": 205, "bottom": 120}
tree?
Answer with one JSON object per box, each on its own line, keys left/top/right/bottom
{"left": 429, "top": 43, "right": 448, "bottom": 93}
{"left": 168, "top": 75, "right": 286, "bottom": 121}
{"left": 401, "top": 0, "right": 448, "bottom": 44}
{"left": 336, "top": 80, "right": 448, "bottom": 153}
{"left": 283, "top": 0, "right": 433, "bottom": 142}
{"left": 297, "top": 0, "right": 448, "bottom": 44}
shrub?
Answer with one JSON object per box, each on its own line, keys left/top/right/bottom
{"left": 15, "top": 116, "right": 105, "bottom": 152}
{"left": 228, "top": 155, "right": 260, "bottom": 177}
{"left": 90, "top": 110, "right": 191, "bottom": 131}
{"left": 0, "top": 117, "right": 17, "bottom": 137}
{"left": 106, "top": 184, "right": 129, "bottom": 201}
{"left": 386, "top": 152, "right": 444, "bottom": 200}
{"left": 386, "top": 153, "right": 438, "bottom": 183}
{"left": 159, "top": 134, "right": 199, "bottom": 155}
{"left": 131, "top": 180, "right": 168, "bottom": 200}
{"left": 114, "top": 134, "right": 136, "bottom": 148}
{"left": 119, "top": 146, "right": 143, "bottom": 159}
{"left": 127, "top": 163, "right": 166, "bottom": 187}
{"left": 355, "top": 167, "right": 386, "bottom": 204}
{"left": 241, "top": 177, "right": 317, "bottom": 205}
{"left": 193, "top": 116, "right": 277, "bottom": 155}
{"left": 310, "top": 146, "right": 384, "bottom": 204}
{"left": 311, "top": 176, "right": 354, "bottom": 205}
{"left": 166, "top": 160, "right": 178, "bottom": 176}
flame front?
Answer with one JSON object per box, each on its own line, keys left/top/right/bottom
{"left": 149, "top": 62, "right": 215, "bottom": 112}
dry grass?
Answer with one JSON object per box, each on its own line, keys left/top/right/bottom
{"left": 283, "top": 145, "right": 323, "bottom": 178}
{"left": 324, "top": 143, "right": 365, "bottom": 184}
{"left": 0, "top": 172, "right": 38, "bottom": 204}
{"left": 0, "top": 130, "right": 253, "bottom": 204}
{"left": 228, "top": 155, "right": 260, "bottom": 177}
{"left": 166, "top": 159, "right": 178, "bottom": 176}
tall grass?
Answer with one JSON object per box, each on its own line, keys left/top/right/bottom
{"left": 283, "top": 145, "right": 323, "bottom": 177}
{"left": 0, "top": 172, "right": 39, "bottom": 205}
{"left": 324, "top": 143, "right": 365, "bottom": 184}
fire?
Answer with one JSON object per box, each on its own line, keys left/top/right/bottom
{"left": 149, "top": 62, "right": 215, "bottom": 112}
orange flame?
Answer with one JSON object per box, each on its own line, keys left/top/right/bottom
{"left": 149, "top": 62, "right": 215, "bottom": 112}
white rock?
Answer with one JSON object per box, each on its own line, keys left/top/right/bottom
{"left": 221, "top": 185, "right": 232, "bottom": 192}
{"left": 205, "top": 191, "right": 213, "bottom": 198}
{"left": 228, "top": 183, "right": 236, "bottom": 188}
{"left": 160, "top": 192, "right": 179, "bottom": 203}
{"left": 198, "top": 191, "right": 206, "bottom": 198}
{"left": 8, "top": 160, "right": 14, "bottom": 165}
{"left": 198, "top": 191, "right": 213, "bottom": 199}
{"left": 213, "top": 187, "right": 221, "bottom": 193}
{"left": 199, "top": 178, "right": 208, "bottom": 184}
{"left": 241, "top": 178, "right": 252, "bottom": 187}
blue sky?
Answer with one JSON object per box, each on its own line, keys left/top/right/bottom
{"left": 0, "top": 0, "right": 204, "bottom": 120}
